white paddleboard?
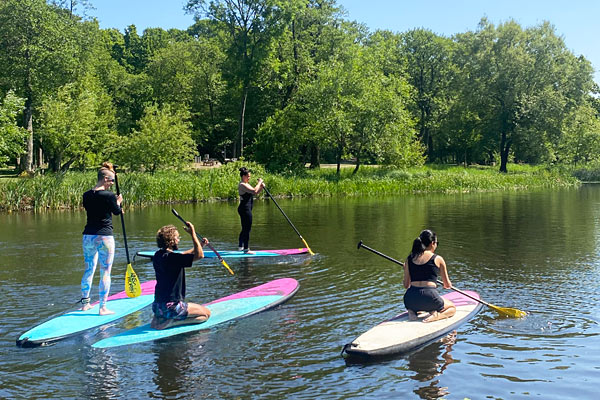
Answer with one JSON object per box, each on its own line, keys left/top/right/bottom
{"left": 343, "top": 290, "right": 482, "bottom": 357}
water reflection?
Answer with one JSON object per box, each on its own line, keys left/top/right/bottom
{"left": 85, "top": 347, "right": 121, "bottom": 399}
{"left": 3, "top": 188, "right": 600, "bottom": 399}
{"left": 408, "top": 331, "right": 456, "bottom": 400}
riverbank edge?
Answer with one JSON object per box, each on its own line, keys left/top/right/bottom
{"left": 0, "top": 163, "right": 581, "bottom": 212}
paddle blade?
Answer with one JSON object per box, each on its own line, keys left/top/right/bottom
{"left": 302, "top": 238, "right": 315, "bottom": 256}
{"left": 125, "top": 263, "right": 141, "bottom": 298}
{"left": 491, "top": 304, "right": 527, "bottom": 318}
{"left": 221, "top": 259, "right": 235, "bottom": 275}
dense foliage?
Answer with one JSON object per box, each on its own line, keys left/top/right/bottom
{"left": 0, "top": 163, "right": 578, "bottom": 212}
{"left": 0, "top": 0, "right": 598, "bottom": 175}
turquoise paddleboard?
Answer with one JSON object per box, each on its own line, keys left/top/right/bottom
{"left": 92, "top": 278, "right": 299, "bottom": 349}
{"left": 17, "top": 280, "right": 156, "bottom": 347}
{"left": 136, "top": 248, "right": 309, "bottom": 260}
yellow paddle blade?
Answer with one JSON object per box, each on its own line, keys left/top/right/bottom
{"left": 491, "top": 304, "right": 527, "bottom": 318}
{"left": 302, "top": 238, "right": 315, "bottom": 256}
{"left": 125, "top": 263, "right": 141, "bottom": 298}
{"left": 221, "top": 259, "right": 234, "bottom": 275}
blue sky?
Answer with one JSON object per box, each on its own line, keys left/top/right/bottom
{"left": 91, "top": 0, "right": 599, "bottom": 83}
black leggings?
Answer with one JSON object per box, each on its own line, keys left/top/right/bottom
{"left": 238, "top": 207, "right": 252, "bottom": 249}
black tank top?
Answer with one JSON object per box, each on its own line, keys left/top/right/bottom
{"left": 239, "top": 192, "right": 253, "bottom": 211}
{"left": 408, "top": 254, "right": 439, "bottom": 282}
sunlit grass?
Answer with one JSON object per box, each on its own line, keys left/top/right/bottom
{"left": 0, "top": 163, "right": 579, "bottom": 212}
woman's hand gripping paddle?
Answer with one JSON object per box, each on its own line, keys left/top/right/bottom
{"left": 356, "top": 240, "right": 526, "bottom": 318}
{"left": 262, "top": 186, "right": 315, "bottom": 255}
{"left": 114, "top": 167, "right": 141, "bottom": 298}
{"left": 171, "top": 208, "right": 234, "bottom": 275}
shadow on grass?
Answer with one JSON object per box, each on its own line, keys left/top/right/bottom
{"left": 0, "top": 168, "right": 19, "bottom": 179}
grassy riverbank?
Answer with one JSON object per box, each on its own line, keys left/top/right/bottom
{"left": 0, "top": 162, "right": 579, "bottom": 212}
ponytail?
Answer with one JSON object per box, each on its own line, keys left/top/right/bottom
{"left": 97, "top": 162, "right": 115, "bottom": 181}
{"left": 409, "top": 229, "right": 437, "bottom": 258}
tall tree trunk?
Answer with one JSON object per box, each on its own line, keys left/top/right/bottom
{"left": 37, "top": 138, "right": 43, "bottom": 169}
{"left": 24, "top": 97, "right": 34, "bottom": 174}
{"left": 309, "top": 143, "right": 320, "bottom": 168}
{"left": 238, "top": 88, "right": 248, "bottom": 158}
{"left": 499, "top": 131, "right": 511, "bottom": 173}
{"left": 352, "top": 156, "right": 361, "bottom": 175}
{"left": 24, "top": 52, "right": 34, "bottom": 174}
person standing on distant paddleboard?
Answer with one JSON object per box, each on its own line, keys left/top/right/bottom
{"left": 403, "top": 229, "right": 456, "bottom": 323}
{"left": 151, "top": 223, "right": 211, "bottom": 330}
{"left": 237, "top": 167, "right": 265, "bottom": 254}
{"left": 80, "top": 162, "right": 122, "bottom": 315}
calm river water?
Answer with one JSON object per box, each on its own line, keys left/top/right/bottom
{"left": 1, "top": 185, "right": 599, "bottom": 399}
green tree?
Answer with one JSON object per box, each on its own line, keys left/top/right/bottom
{"left": 0, "top": 0, "right": 90, "bottom": 172}
{"left": 400, "top": 29, "right": 454, "bottom": 161}
{"left": 255, "top": 43, "right": 423, "bottom": 173}
{"left": 0, "top": 91, "right": 27, "bottom": 166}
{"left": 117, "top": 104, "right": 197, "bottom": 173}
{"left": 186, "top": 0, "right": 288, "bottom": 158}
{"left": 39, "top": 74, "right": 117, "bottom": 171}
{"left": 556, "top": 102, "right": 600, "bottom": 164}
{"left": 94, "top": 28, "right": 154, "bottom": 135}
{"left": 452, "top": 19, "right": 595, "bottom": 172}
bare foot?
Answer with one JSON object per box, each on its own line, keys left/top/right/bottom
{"left": 423, "top": 311, "right": 442, "bottom": 323}
{"left": 99, "top": 307, "right": 115, "bottom": 316}
{"left": 80, "top": 303, "right": 93, "bottom": 311}
{"left": 243, "top": 249, "right": 255, "bottom": 254}
{"left": 408, "top": 310, "right": 418, "bottom": 321}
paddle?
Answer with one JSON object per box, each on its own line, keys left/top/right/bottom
{"left": 262, "top": 186, "right": 315, "bottom": 255}
{"left": 113, "top": 166, "right": 141, "bottom": 298}
{"left": 171, "top": 208, "right": 234, "bottom": 275}
{"left": 356, "top": 240, "right": 526, "bottom": 318}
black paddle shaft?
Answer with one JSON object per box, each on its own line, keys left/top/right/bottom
{"left": 171, "top": 208, "right": 221, "bottom": 256}
{"left": 359, "top": 241, "right": 494, "bottom": 304}
{"left": 357, "top": 240, "right": 404, "bottom": 267}
{"left": 262, "top": 186, "right": 304, "bottom": 239}
{"left": 113, "top": 167, "right": 131, "bottom": 264}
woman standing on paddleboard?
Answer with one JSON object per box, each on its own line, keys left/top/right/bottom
{"left": 403, "top": 229, "right": 456, "bottom": 323}
{"left": 237, "top": 167, "right": 265, "bottom": 254}
{"left": 80, "top": 162, "right": 122, "bottom": 315}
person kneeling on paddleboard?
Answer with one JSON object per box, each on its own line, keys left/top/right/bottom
{"left": 151, "top": 223, "right": 211, "bottom": 330}
{"left": 403, "top": 230, "right": 456, "bottom": 323}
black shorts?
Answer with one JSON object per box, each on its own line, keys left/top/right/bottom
{"left": 403, "top": 286, "right": 445, "bottom": 313}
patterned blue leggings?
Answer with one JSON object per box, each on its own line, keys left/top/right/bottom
{"left": 81, "top": 235, "right": 115, "bottom": 307}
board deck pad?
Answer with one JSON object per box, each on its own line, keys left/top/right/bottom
{"left": 343, "top": 290, "right": 483, "bottom": 358}
{"left": 136, "top": 248, "right": 309, "bottom": 260}
{"left": 92, "top": 278, "right": 300, "bottom": 349}
{"left": 17, "top": 280, "right": 156, "bottom": 347}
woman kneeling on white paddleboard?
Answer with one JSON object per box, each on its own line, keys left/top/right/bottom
{"left": 151, "top": 223, "right": 211, "bottom": 330}
{"left": 403, "top": 230, "right": 456, "bottom": 323}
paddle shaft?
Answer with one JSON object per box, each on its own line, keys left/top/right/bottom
{"left": 263, "top": 186, "right": 314, "bottom": 255}
{"left": 262, "top": 186, "right": 302, "bottom": 237}
{"left": 357, "top": 240, "right": 525, "bottom": 317}
{"left": 171, "top": 209, "right": 218, "bottom": 254}
{"left": 171, "top": 208, "right": 234, "bottom": 275}
{"left": 357, "top": 241, "right": 405, "bottom": 266}
{"left": 113, "top": 168, "right": 130, "bottom": 264}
